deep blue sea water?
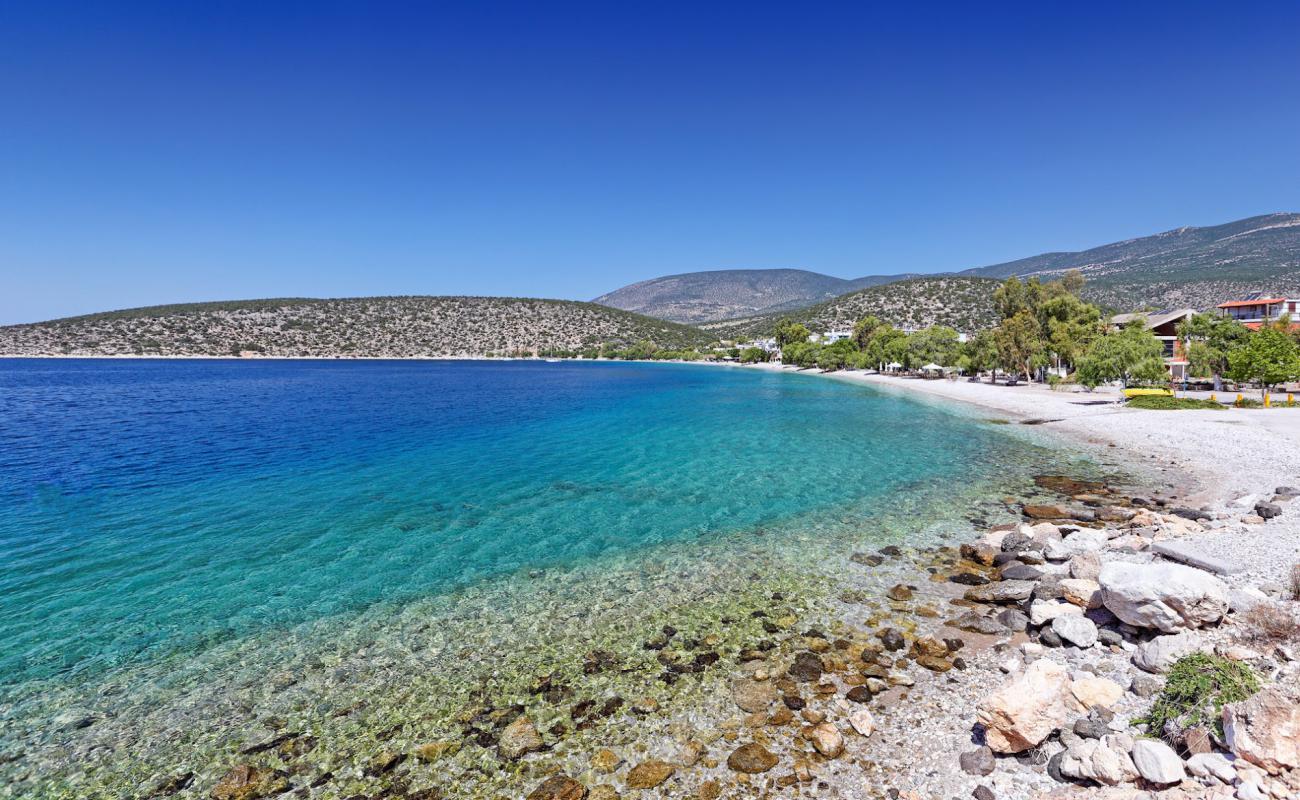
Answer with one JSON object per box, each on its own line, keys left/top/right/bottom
{"left": 0, "top": 359, "right": 1050, "bottom": 698}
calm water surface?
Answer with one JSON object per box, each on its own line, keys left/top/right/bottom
{"left": 0, "top": 359, "right": 1087, "bottom": 795}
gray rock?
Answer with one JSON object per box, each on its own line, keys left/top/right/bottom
{"left": 1097, "top": 628, "right": 1124, "bottom": 647}
{"left": 1001, "top": 532, "right": 1035, "bottom": 552}
{"left": 1068, "top": 552, "right": 1102, "bottom": 581}
{"left": 1038, "top": 627, "right": 1063, "bottom": 648}
{"left": 1058, "top": 737, "right": 1138, "bottom": 785}
{"left": 1171, "top": 506, "right": 1210, "bottom": 521}
{"left": 1046, "top": 751, "right": 1067, "bottom": 783}
{"left": 971, "top": 785, "right": 995, "bottom": 800}
{"left": 1044, "top": 530, "right": 1108, "bottom": 561}
{"left": 996, "top": 609, "right": 1029, "bottom": 632}
{"left": 1274, "top": 485, "right": 1300, "bottom": 499}
{"left": 952, "top": 612, "right": 1004, "bottom": 635}
{"left": 1130, "top": 739, "right": 1185, "bottom": 784}
{"left": 1129, "top": 673, "right": 1163, "bottom": 697}
{"left": 1255, "top": 501, "right": 1282, "bottom": 520}
{"left": 1033, "top": 577, "right": 1065, "bottom": 602}
{"left": 1074, "top": 716, "right": 1109, "bottom": 740}
{"left": 1151, "top": 541, "right": 1244, "bottom": 575}
{"left": 1132, "top": 631, "right": 1200, "bottom": 673}
{"left": 964, "top": 580, "right": 1037, "bottom": 604}
{"left": 1052, "top": 614, "right": 1098, "bottom": 648}
{"left": 959, "top": 746, "right": 995, "bottom": 776}
{"left": 999, "top": 564, "right": 1043, "bottom": 581}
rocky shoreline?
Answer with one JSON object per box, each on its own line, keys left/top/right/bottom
{"left": 177, "top": 468, "right": 1300, "bottom": 800}
{"left": 502, "top": 475, "right": 1300, "bottom": 800}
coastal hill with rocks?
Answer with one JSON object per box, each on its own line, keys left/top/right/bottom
{"left": 703, "top": 276, "right": 1000, "bottom": 338}
{"left": 591, "top": 269, "right": 915, "bottom": 324}
{"left": 0, "top": 296, "right": 714, "bottom": 358}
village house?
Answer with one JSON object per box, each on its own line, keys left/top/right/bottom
{"left": 1215, "top": 292, "right": 1300, "bottom": 329}
{"left": 1109, "top": 308, "right": 1195, "bottom": 381}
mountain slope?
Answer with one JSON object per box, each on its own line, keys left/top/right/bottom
{"left": 704, "top": 277, "right": 999, "bottom": 339}
{"left": 593, "top": 268, "right": 912, "bottom": 323}
{"left": 0, "top": 296, "right": 714, "bottom": 357}
{"left": 963, "top": 212, "right": 1300, "bottom": 309}
{"left": 601, "top": 213, "right": 1300, "bottom": 325}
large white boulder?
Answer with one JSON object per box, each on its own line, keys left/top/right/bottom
{"left": 1130, "top": 739, "right": 1186, "bottom": 785}
{"left": 1098, "top": 562, "right": 1228, "bottom": 632}
{"left": 975, "top": 659, "right": 1070, "bottom": 753}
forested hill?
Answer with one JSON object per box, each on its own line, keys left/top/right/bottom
{"left": 703, "top": 277, "right": 999, "bottom": 339}
{"left": 0, "top": 296, "right": 715, "bottom": 358}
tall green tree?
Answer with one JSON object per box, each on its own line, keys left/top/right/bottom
{"left": 1040, "top": 293, "right": 1101, "bottom": 371}
{"left": 774, "top": 319, "right": 811, "bottom": 348}
{"left": 906, "top": 326, "right": 962, "bottom": 367}
{"left": 1075, "top": 321, "right": 1167, "bottom": 388}
{"left": 1177, "top": 313, "right": 1250, "bottom": 390}
{"left": 1227, "top": 327, "right": 1300, "bottom": 400}
{"left": 961, "top": 329, "right": 999, "bottom": 382}
{"left": 851, "top": 315, "right": 886, "bottom": 349}
{"left": 994, "top": 311, "right": 1046, "bottom": 381}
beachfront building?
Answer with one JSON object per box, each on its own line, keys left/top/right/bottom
{"left": 1216, "top": 293, "right": 1300, "bottom": 329}
{"left": 1109, "top": 308, "right": 1195, "bottom": 381}
{"left": 818, "top": 330, "right": 854, "bottom": 344}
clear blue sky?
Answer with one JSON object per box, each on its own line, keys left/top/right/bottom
{"left": 2, "top": 1, "right": 1298, "bottom": 324}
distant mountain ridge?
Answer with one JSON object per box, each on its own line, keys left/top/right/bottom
{"left": 961, "top": 212, "right": 1300, "bottom": 309}
{"left": 0, "top": 296, "right": 714, "bottom": 358}
{"left": 596, "top": 213, "right": 1300, "bottom": 323}
{"left": 592, "top": 268, "right": 914, "bottom": 323}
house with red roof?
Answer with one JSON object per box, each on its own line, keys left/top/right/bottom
{"left": 1216, "top": 293, "right": 1300, "bottom": 330}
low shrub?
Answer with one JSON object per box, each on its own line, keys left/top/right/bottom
{"left": 1237, "top": 603, "right": 1300, "bottom": 645}
{"left": 1126, "top": 396, "right": 1224, "bottom": 410}
{"left": 1292, "top": 563, "right": 1300, "bottom": 600}
{"left": 1137, "top": 652, "right": 1260, "bottom": 743}
{"left": 1234, "top": 396, "right": 1263, "bottom": 408}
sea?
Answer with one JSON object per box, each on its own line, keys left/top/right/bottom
{"left": 0, "top": 359, "right": 1099, "bottom": 798}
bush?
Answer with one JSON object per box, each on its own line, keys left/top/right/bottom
{"left": 1292, "top": 563, "right": 1300, "bottom": 601}
{"left": 1138, "top": 653, "right": 1260, "bottom": 743}
{"left": 1234, "top": 396, "right": 1263, "bottom": 408}
{"left": 1126, "top": 396, "right": 1225, "bottom": 410}
{"left": 1237, "top": 602, "right": 1300, "bottom": 646}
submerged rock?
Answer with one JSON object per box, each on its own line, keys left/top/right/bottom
{"left": 727, "top": 743, "right": 778, "bottom": 773}
{"left": 732, "top": 678, "right": 778, "bottom": 713}
{"left": 209, "top": 765, "right": 289, "bottom": 800}
{"left": 807, "top": 722, "right": 844, "bottom": 757}
{"left": 499, "top": 716, "right": 544, "bottom": 759}
{"left": 625, "top": 760, "right": 675, "bottom": 789}
{"left": 787, "top": 652, "right": 824, "bottom": 682}
{"left": 527, "top": 775, "right": 587, "bottom": 800}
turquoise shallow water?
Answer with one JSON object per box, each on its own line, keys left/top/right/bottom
{"left": 0, "top": 359, "right": 1093, "bottom": 797}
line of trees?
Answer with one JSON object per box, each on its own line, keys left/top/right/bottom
{"left": 773, "top": 270, "right": 1300, "bottom": 400}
